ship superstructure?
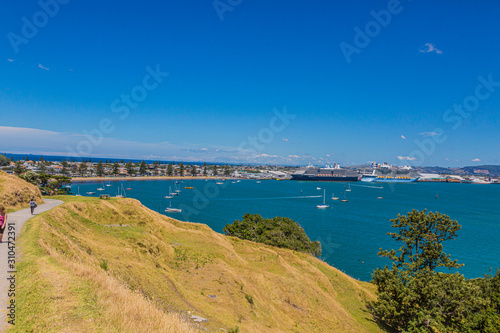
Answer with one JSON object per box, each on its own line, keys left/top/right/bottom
{"left": 361, "top": 162, "right": 420, "bottom": 183}
{"left": 291, "top": 164, "right": 361, "bottom": 181}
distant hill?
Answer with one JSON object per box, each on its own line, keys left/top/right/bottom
{"left": 14, "top": 196, "right": 386, "bottom": 332}
{"left": 461, "top": 165, "right": 500, "bottom": 176}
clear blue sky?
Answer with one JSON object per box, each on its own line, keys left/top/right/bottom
{"left": 1, "top": 0, "right": 499, "bottom": 166}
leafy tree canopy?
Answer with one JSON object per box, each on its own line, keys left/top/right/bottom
{"left": 223, "top": 214, "right": 321, "bottom": 257}
{"left": 370, "top": 210, "right": 499, "bottom": 332}
{"left": 378, "top": 209, "right": 462, "bottom": 272}
{"left": 0, "top": 154, "right": 10, "bottom": 166}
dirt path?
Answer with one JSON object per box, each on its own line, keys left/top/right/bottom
{"left": 0, "top": 199, "right": 63, "bottom": 332}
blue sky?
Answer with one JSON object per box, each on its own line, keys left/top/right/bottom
{"left": 1, "top": 0, "right": 499, "bottom": 166}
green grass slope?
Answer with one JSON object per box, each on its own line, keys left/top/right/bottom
{"left": 13, "top": 196, "right": 385, "bottom": 332}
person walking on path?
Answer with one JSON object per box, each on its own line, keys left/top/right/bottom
{"left": 0, "top": 206, "right": 6, "bottom": 243}
{"left": 29, "top": 198, "right": 37, "bottom": 215}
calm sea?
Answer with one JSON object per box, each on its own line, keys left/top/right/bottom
{"left": 73, "top": 179, "right": 500, "bottom": 281}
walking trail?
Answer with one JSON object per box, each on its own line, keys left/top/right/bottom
{"left": 0, "top": 199, "right": 63, "bottom": 332}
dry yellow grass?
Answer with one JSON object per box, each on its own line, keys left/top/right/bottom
{"left": 13, "top": 196, "right": 386, "bottom": 332}
{"left": 0, "top": 170, "right": 43, "bottom": 212}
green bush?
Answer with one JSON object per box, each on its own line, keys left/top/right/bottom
{"left": 223, "top": 214, "right": 321, "bottom": 257}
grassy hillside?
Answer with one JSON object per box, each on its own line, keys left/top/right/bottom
{"left": 13, "top": 196, "right": 385, "bottom": 332}
{"left": 0, "top": 170, "right": 43, "bottom": 212}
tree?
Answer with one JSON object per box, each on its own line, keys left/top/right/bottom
{"left": 139, "top": 160, "right": 147, "bottom": 175}
{"left": 368, "top": 210, "right": 500, "bottom": 332}
{"left": 112, "top": 162, "right": 119, "bottom": 176}
{"left": 203, "top": 162, "right": 207, "bottom": 176}
{"left": 223, "top": 214, "right": 322, "bottom": 257}
{"left": 0, "top": 154, "right": 10, "bottom": 167}
{"left": 38, "top": 160, "right": 47, "bottom": 174}
{"left": 190, "top": 164, "right": 197, "bottom": 176}
{"left": 14, "top": 161, "right": 24, "bottom": 175}
{"left": 378, "top": 209, "right": 462, "bottom": 273}
{"left": 96, "top": 160, "right": 105, "bottom": 177}
{"left": 126, "top": 161, "right": 134, "bottom": 176}
{"left": 19, "top": 170, "right": 40, "bottom": 186}
{"left": 79, "top": 162, "right": 87, "bottom": 176}
{"left": 224, "top": 163, "right": 231, "bottom": 176}
{"left": 153, "top": 162, "right": 159, "bottom": 176}
{"left": 179, "top": 162, "right": 185, "bottom": 176}
{"left": 61, "top": 160, "right": 69, "bottom": 176}
{"left": 212, "top": 164, "right": 218, "bottom": 176}
{"left": 167, "top": 163, "right": 173, "bottom": 176}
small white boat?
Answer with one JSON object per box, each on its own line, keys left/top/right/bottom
{"left": 341, "top": 192, "right": 348, "bottom": 202}
{"left": 377, "top": 197, "right": 383, "bottom": 200}
{"left": 75, "top": 186, "right": 82, "bottom": 196}
{"left": 345, "top": 184, "right": 351, "bottom": 192}
{"left": 316, "top": 187, "right": 321, "bottom": 190}
{"left": 331, "top": 193, "right": 339, "bottom": 200}
{"left": 115, "top": 184, "right": 126, "bottom": 198}
{"left": 165, "top": 202, "right": 182, "bottom": 213}
{"left": 216, "top": 182, "right": 224, "bottom": 185}
{"left": 86, "top": 191, "right": 95, "bottom": 195}
{"left": 316, "top": 189, "right": 329, "bottom": 209}
{"left": 165, "top": 186, "right": 174, "bottom": 199}
{"left": 256, "top": 181, "right": 261, "bottom": 184}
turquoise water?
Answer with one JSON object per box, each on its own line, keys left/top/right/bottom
{"left": 73, "top": 179, "right": 500, "bottom": 281}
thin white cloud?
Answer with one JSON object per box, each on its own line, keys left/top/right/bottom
{"left": 472, "top": 158, "right": 481, "bottom": 162}
{"left": 419, "top": 43, "right": 443, "bottom": 54}
{"left": 255, "top": 154, "right": 278, "bottom": 158}
{"left": 397, "top": 156, "right": 417, "bottom": 161}
{"left": 38, "top": 63, "right": 50, "bottom": 71}
{"left": 0, "top": 126, "right": 334, "bottom": 165}
{"left": 401, "top": 135, "right": 406, "bottom": 140}
{"left": 7, "top": 59, "right": 14, "bottom": 62}
{"left": 282, "top": 137, "right": 289, "bottom": 142}
{"left": 326, "top": 154, "right": 331, "bottom": 157}
{"left": 419, "top": 132, "right": 440, "bottom": 137}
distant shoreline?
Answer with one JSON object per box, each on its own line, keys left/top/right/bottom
{"left": 71, "top": 176, "right": 231, "bottom": 183}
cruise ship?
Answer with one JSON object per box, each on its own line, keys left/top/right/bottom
{"left": 291, "top": 164, "right": 361, "bottom": 181}
{"left": 361, "top": 162, "right": 420, "bottom": 183}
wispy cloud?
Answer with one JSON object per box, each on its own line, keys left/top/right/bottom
{"left": 401, "top": 135, "right": 406, "bottom": 140}
{"left": 7, "top": 58, "right": 14, "bottom": 62}
{"left": 282, "top": 137, "right": 289, "bottom": 142}
{"left": 38, "top": 63, "right": 50, "bottom": 70}
{"left": 419, "top": 131, "right": 440, "bottom": 137}
{"left": 397, "top": 156, "right": 417, "bottom": 161}
{"left": 472, "top": 158, "right": 481, "bottom": 162}
{"left": 0, "top": 126, "right": 314, "bottom": 164}
{"left": 419, "top": 43, "right": 443, "bottom": 54}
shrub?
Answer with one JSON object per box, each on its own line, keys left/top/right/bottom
{"left": 223, "top": 214, "right": 321, "bottom": 257}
